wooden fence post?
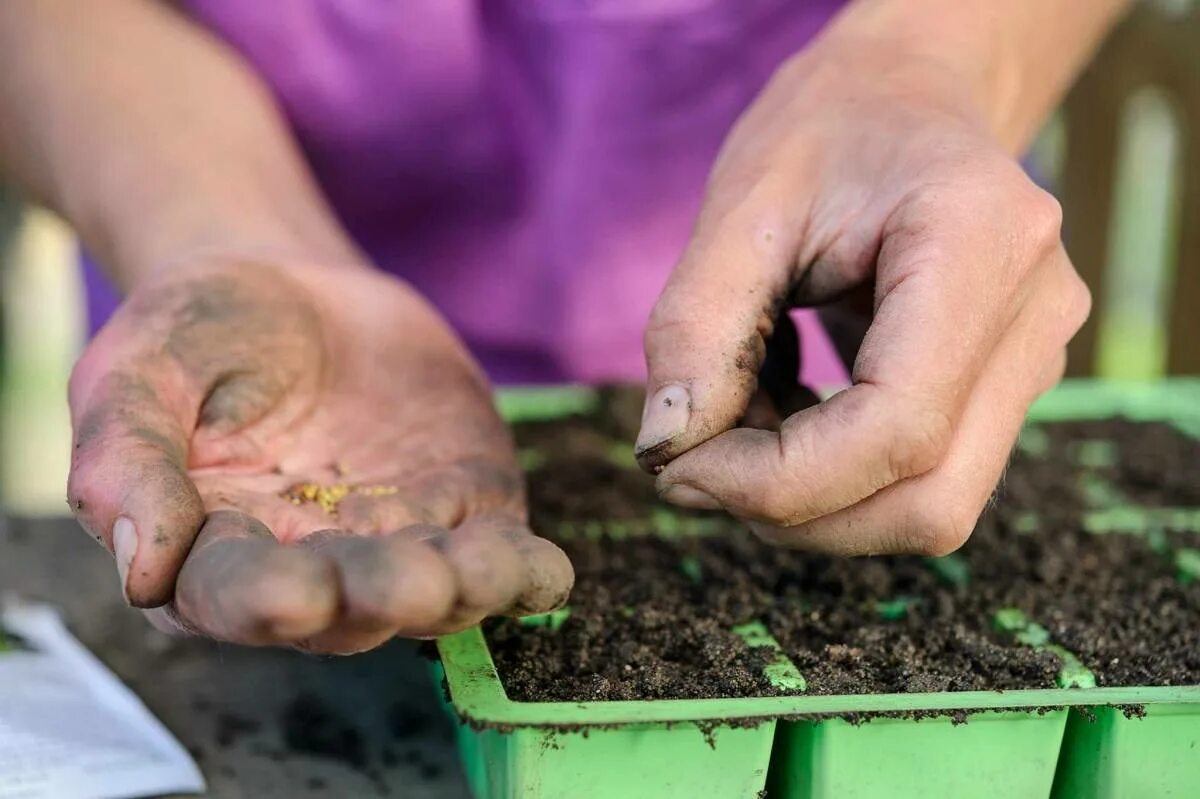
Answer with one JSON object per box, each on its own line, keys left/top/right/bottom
{"left": 1061, "top": 3, "right": 1200, "bottom": 375}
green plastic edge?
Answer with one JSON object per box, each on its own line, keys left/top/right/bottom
{"left": 445, "top": 379, "right": 1200, "bottom": 727}
{"left": 1025, "top": 378, "right": 1200, "bottom": 429}
{"left": 439, "top": 625, "right": 1200, "bottom": 727}
{"left": 493, "top": 378, "right": 1200, "bottom": 428}
{"left": 494, "top": 385, "right": 599, "bottom": 422}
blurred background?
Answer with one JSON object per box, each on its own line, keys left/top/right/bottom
{"left": 1, "top": 0, "right": 1197, "bottom": 517}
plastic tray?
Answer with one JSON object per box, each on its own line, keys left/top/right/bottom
{"left": 436, "top": 379, "right": 1200, "bottom": 798}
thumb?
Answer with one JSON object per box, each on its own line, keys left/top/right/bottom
{"left": 637, "top": 200, "right": 800, "bottom": 471}
{"left": 68, "top": 360, "right": 205, "bottom": 608}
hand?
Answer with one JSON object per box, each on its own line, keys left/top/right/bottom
{"left": 68, "top": 258, "right": 572, "bottom": 653}
{"left": 636, "top": 35, "right": 1090, "bottom": 556}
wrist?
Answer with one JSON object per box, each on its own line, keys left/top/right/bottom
{"left": 814, "top": 3, "right": 1018, "bottom": 148}
{"left": 71, "top": 182, "right": 367, "bottom": 292}
{"left": 819, "top": 0, "right": 1130, "bottom": 153}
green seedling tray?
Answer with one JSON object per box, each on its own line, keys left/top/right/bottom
{"left": 436, "top": 379, "right": 1200, "bottom": 798}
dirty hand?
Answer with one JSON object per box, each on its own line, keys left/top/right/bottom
{"left": 636, "top": 32, "right": 1091, "bottom": 556}
{"left": 68, "top": 259, "right": 572, "bottom": 652}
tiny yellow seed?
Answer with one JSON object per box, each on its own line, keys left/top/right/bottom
{"left": 280, "top": 481, "right": 400, "bottom": 516}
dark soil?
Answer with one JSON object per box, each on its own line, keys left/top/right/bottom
{"left": 961, "top": 421, "right": 1200, "bottom": 688}
{"left": 488, "top": 533, "right": 785, "bottom": 701}
{"left": 487, "top": 388, "right": 1200, "bottom": 702}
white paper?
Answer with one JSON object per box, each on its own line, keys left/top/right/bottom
{"left": 0, "top": 601, "right": 205, "bottom": 799}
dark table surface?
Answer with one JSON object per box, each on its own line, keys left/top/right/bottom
{"left": 0, "top": 515, "right": 470, "bottom": 798}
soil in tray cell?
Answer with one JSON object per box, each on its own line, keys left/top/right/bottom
{"left": 486, "top": 389, "right": 1200, "bottom": 702}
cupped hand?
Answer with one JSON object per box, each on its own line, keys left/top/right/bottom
{"left": 637, "top": 35, "right": 1090, "bottom": 556}
{"left": 68, "top": 258, "right": 572, "bottom": 652}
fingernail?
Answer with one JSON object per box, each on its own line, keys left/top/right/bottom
{"left": 659, "top": 484, "right": 722, "bottom": 511}
{"left": 635, "top": 384, "right": 692, "bottom": 462}
{"left": 113, "top": 516, "right": 138, "bottom": 601}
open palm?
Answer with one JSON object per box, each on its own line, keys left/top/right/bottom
{"left": 68, "top": 259, "right": 572, "bottom": 653}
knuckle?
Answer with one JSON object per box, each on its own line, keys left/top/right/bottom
{"left": 449, "top": 535, "right": 522, "bottom": 608}
{"left": 887, "top": 187, "right": 953, "bottom": 256}
{"left": 990, "top": 177, "right": 1063, "bottom": 285}
{"left": 751, "top": 476, "right": 815, "bottom": 528}
{"left": 901, "top": 180, "right": 954, "bottom": 216}
{"left": 1031, "top": 261, "right": 1092, "bottom": 348}
{"left": 751, "top": 482, "right": 795, "bottom": 526}
{"left": 1019, "top": 185, "right": 1064, "bottom": 247}
{"left": 886, "top": 402, "right": 954, "bottom": 482}
{"left": 1059, "top": 269, "right": 1093, "bottom": 334}
{"left": 899, "top": 501, "right": 975, "bottom": 556}
{"left": 644, "top": 295, "right": 689, "bottom": 342}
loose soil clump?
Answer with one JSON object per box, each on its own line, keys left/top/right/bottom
{"left": 487, "top": 388, "right": 1200, "bottom": 702}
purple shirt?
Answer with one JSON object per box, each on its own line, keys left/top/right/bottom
{"left": 85, "top": 0, "right": 848, "bottom": 386}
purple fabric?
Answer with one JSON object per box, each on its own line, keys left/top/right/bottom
{"left": 84, "top": 0, "right": 848, "bottom": 386}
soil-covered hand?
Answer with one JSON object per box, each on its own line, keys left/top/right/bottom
{"left": 636, "top": 32, "right": 1091, "bottom": 556}
{"left": 68, "top": 259, "right": 572, "bottom": 653}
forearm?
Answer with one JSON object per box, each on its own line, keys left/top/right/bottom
{"left": 822, "top": 0, "right": 1132, "bottom": 152}
{"left": 0, "top": 0, "right": 362, "bottom": 291}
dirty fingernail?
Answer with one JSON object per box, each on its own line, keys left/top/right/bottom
{"left": 635, "top": 384, "right": 692, "bottom": 464}
{"left": 659, "top": 484, "right": 722, "bottom": 511}
{"left": 113, "top": 516, "right": 138, "bottom": 601}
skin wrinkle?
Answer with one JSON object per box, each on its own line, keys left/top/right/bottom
{"left": 334, "top": 493, "right": 427, "bottom": 535}
{"left": 75, "top": 372, "right": 172, "bottom": 452}
{"left": 410, "top": 460, "right": 523, "bottom": 527}
{"left": 790, "top": 237, "right": 882, "bottom": 307}
{"left": 117, "top": 269, "right": 324, "bottom": 451}
{"left": 443, "top": 535, "right": 523, "bottom": 615}
{"left": 128, "top": 424, "right": 187, "bottom": 465}
{"left": 198, "top": 369, "right": 284, "bottom": 430}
